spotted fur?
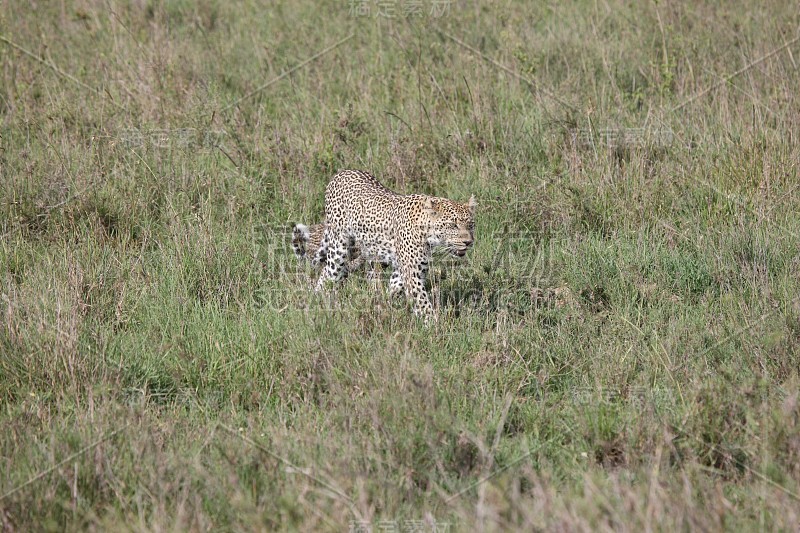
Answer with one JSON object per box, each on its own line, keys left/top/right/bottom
{"left": 291, "top": 222, "right": 367, "bottom": 272}
{"left": 313, "top": 169, "right": 476, "bottom": 321}
{"left": 291, "top": 223, "right": 320, "bottom": 260}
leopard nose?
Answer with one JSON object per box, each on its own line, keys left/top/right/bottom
{"left": 459, "top": 230, "right": 474, "bottom": 247}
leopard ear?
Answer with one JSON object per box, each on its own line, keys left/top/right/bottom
{"left": 423, "top": 197, "right": 438, "bottom": 216}
{"left": 467, "top": 195, "right": 477, "bottom": 212}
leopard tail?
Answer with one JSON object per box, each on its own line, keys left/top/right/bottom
{"left": 291, "top": 223, "right": 312, "bottom": 259}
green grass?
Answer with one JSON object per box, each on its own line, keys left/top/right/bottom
{"left": 2, "top": 0, "right": 800, "bottom": 530}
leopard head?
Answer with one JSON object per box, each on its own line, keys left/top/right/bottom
{"left": 422, "top": 195, "right": 476, "bottom": 257}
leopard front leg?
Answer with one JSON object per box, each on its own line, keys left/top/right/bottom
{"left": 400, "top": 262, "right": 435, "bottom": 323}
{"left": 388, "top": 269, "right": 404, "bottom": 297}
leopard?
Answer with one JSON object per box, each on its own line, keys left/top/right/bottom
{"left": 291, "top": 222, "right": 369, "bottom": 273}
{"left": 312, "top": 169, "right": 476, "bottom": 321}
{"left": 291, "top": 223, "right": 324, "bottom": 262}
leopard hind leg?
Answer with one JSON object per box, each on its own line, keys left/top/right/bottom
{"left": 315, "top": 231, "right": 350, "bottom": 290}
{"left": 310, "top": 225, "right": 331, "bottom": 268}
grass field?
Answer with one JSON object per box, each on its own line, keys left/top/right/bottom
{"left": 2, "top": 0, "right": 800, "bottom": 530}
